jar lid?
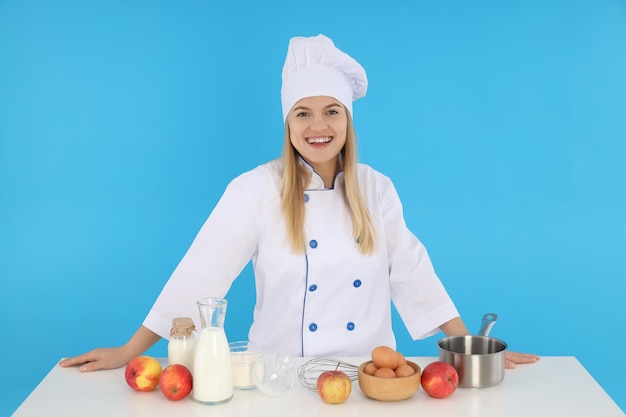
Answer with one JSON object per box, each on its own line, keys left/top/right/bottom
{"left": 170, "top": 317, "right": 195, "bottom": 337}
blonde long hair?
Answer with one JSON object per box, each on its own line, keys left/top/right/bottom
{"left": 280, "top": 112, "right": 375, "bottom": 255}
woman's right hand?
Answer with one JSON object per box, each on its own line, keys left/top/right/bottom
{"left": 59, "top": 325, "right": 162, "bottom": 372}
{"left": 59, "top": 346, "right": 134, "bottom": 372}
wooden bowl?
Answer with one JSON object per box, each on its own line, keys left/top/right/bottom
{"left": 357, "top": 361, "right": 421, "bottom": 402}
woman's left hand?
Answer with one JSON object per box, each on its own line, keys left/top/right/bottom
{"left": 505, "top": 350, "right": 540, "bottom": 369}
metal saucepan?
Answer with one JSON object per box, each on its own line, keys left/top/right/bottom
{"left": 438, "top": 313, "right": 508, "bottom": 388}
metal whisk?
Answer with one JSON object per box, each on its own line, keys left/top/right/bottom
{"left": 297, "top": 357, "right": 359, "bottom": 391}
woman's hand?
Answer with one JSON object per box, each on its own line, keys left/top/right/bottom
{"left": 59, "top": 346, "right": 134, "bottom": 372}
{"left": 59, "top": 325, "right": 161, "bottom": 372}
{"left": 505, "top": 350, "right": 540, "bottom": 369}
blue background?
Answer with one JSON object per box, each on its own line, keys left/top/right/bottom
{"left": 1, "top": 1, "right": 625, "bottom": 415}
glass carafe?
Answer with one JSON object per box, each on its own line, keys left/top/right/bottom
{"left": 192, "top": 298, "right": 233, "bottom": 404}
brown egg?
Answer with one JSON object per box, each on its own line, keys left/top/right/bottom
{"left": 394, "top": 363, "right": 416, "bottom": 378}
{"left": 363, "top": 362, "right": 378, "bottom": 376}
{"left": 371, "top": 346, "right": 399, "bottom": 369}
{"left": 397, "top": 352, "right": 407, "bottom": 366}
{"left": 374, "top": 367, "right": 396, "bottom": 378}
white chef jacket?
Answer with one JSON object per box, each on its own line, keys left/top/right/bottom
{"left": 143, "top": 158, "right": 459, "bottom": 357}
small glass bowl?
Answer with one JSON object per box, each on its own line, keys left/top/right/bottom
{"left": 229, "top": 341, "right": 264, "bottom": 390}
{"left": 252, "top": 354, "right": 296, "bottom": 397}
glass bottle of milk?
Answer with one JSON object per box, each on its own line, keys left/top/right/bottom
{"left": 167, "top": 317, "right": 196, "bottom": 373}
{"left": 192, "top": 298, "right": 233, "bottom": 405}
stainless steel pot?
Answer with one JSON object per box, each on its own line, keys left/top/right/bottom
{"left": 438, "top": 313, "right": 508, "bottom": 388}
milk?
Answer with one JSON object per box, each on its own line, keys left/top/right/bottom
{"left": 167, "top": 317, "right": 196, "bottom": 373}
{"left": 192, "top": 327, "right": 233, "bottom": 404}
{"left": 168, "top": 337, "right": 196, "bottom": 373}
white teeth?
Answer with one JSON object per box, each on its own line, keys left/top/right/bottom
{"left": 307, "top": 136, "right": 332, "bottom": 144}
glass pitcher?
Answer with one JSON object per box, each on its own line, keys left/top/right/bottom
{"left": 192, "top": 298, "right": 233, "bottom": 404}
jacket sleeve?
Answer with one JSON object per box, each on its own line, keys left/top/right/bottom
{"left": 379, "top": 175, "right": 460, "bottom": 340}
{"left": 142, "top": 173, "right": 260, "bottom": 339}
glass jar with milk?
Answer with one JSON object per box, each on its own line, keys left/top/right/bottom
{"left": 167, "top": 317, "right": 196, "bottom": 372}
{"left": 192, "top": 298, "right": 234, "bottom": 405}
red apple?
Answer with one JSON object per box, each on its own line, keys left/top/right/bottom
{"left": 159, "top": 364, "right": 193, "bottom": 401}
{"left": 316, "top": 370, "right": 352, "bottom": 404}
{"left": 125, "top": 356, "right": 162, "bottom": 392}
{"left": 421, "top": 361, "right": 459, "bottom": 399}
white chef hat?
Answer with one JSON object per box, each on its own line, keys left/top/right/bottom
{"left": 281, "top": 34, "right": 368, "bottom": 122}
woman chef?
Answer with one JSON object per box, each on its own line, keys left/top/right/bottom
{"left": 61, "top": 34, "right": 539, "bottom": 371}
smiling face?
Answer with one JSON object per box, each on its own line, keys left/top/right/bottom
{"left": 286, "top": 96, "right": 348, "bottom": 185}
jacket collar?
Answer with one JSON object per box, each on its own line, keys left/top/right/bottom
{"left": 299, "top": 154, "right": 344, "bottom": 190}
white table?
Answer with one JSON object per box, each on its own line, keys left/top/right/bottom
{"left": 12, "top": 357, "right": 624, "bottom": 417}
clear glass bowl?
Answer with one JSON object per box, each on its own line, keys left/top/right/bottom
{"left": 252, "top": 354, "right": 296, "bottom": 396}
